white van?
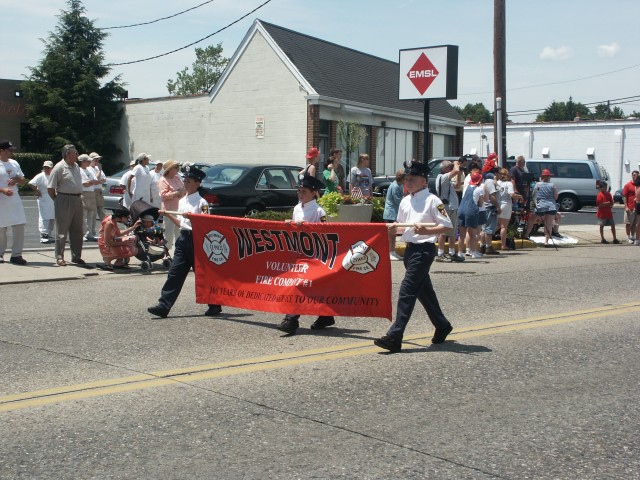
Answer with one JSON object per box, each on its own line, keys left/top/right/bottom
{"left": 507, "top": 159, "right": 610, "bottom": 212}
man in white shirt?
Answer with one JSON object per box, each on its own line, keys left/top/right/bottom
{"left": 28, "top": 160, "right": 55, "bottom": 243}
{"left": 79, "top": 154, "right": 100, "bottom": 241}
{"left": 89, "top": 152, "right": 107, "bottom": 222}
{"left": 120, "top": 161, "right": 135, "bottom": 208}
{"left": 128, "top": 153, "right": 153, "bottom": 205}
{"left": 149, "top": 161, "right": 163, "bottom": 208}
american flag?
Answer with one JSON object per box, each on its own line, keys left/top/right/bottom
{"left": 350, "top": 187, "right": 363, "bottom": 201}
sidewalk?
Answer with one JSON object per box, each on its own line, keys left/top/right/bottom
{"left": 0, "top": 225, "right": 606, "bottom": 286}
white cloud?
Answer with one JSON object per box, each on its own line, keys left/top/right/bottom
{"left": 539, "top": 46, "right": 573, "bottom": 61}
{"left": 597, "top": 42, "right": 620, "bottom": 57}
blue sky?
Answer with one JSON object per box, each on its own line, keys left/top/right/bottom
{"left": 3, "top": 0, "right": 639, "bottom": 121}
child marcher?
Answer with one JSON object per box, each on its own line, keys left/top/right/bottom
{"left": 596, "top": 182, "right": 620, "bottom": 244}
{"left": 374, "top": 160, "right": 454, "bottom": 353}
{"left": 277, "top": 174, "right": 335, "bottom": 335}
{"left": 147, "top": 166, "right": 222, "bottom": 318}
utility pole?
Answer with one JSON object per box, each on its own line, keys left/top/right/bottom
{"left": 494, "top": 0, "right": 507, "bottom": 166}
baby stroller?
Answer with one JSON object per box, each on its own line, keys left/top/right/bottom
{"left": 129, "top": 199, "right": 172, "bottom": 272}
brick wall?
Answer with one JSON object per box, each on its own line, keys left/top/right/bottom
{"left": 307, "top": 104, "right": 320, "bottom": 149}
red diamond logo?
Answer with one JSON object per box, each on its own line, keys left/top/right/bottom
{"left": 407, "top": 53, "right": 439, "bottom": 95}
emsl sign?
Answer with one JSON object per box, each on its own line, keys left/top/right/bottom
{"left": 399, "top": 45, "right": 458, "bottom": 100}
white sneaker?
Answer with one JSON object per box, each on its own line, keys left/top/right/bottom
{"left": 627, "top": 239, "right": 635, "bottom": 244}
{"left": 465, "top": 249, "right": 472, "bottom": 257}
{"left": 471, "top": 251, "right": 483, "bottom": 259}
{"left": 389, "top": 252, "right": 403, "bottom": 261}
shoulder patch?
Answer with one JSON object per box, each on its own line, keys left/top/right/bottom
{"left": 320, "top": 215, "right": 327, "bottom": 223}
{"left": 437, "top": 203, "right": 448, "bottom": 217}
{"left": 201, "top": 204, "right": 209, "bottom": 214}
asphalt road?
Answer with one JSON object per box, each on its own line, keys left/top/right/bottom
{"left": 17, "top": 196, "right": 627, "bottom": 249}
{"left": 1, "top": 243, "right": 638, "bottom": 479}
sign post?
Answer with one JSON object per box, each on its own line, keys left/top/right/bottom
{"left": 399, "top": 45, "right": 458, "bottom": 164}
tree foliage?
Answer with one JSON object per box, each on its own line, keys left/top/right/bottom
{"left": 21, "top": 0, "right": 126, "bottom": 164}
{"left": 166, "top": 43, "right": 230, "bottom": 95}
{"left": 453, "top": 103, "right": 493, "bottom": 123}
{"left": 592, "top": 103, "right": 625, "bottom": 120}
{"left": 536, "top": 97, "right": 592, "bottom": 122}
{"left": 336, "top": 120, "right": 368, "bottom": 172}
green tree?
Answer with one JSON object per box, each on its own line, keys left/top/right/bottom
{"left": 593, "top": 103, "right": 625, "bottom": 120}
{"left": 453, "top": 103, "right": 493, "bottom": 123}
{"left": 336, "top": 120, "right": 368, "bottom": 173}
{"left": 167, "top": 44, "right": 230, "bottom": 95}
{"left": 21, "top": 0, "right": 126, "bottom": 163}
{"left": 536, "top": 97, "right": 592, "bottom": 122}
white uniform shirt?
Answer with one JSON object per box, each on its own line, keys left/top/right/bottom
{"left": 120, "top": 170, "right": 134, "bottom": 208}
{"left": 179, "top": 191, "right": 209, "bottom": 231}
{"left": 292, "top": 199, "right": 327, "bottom": 223}
{"left": 131, "top": 164, "right": 152, "bottom": 203}
{"left": 149, "top": 170, "right": 163, "bottom": 208}
{"left": 28, "top": 171, "right": 55, "bottom": 220}
{"left": 91, "top": 165, "right": 106, "bottom": 191}
{"left": 398, "top": 187, "right": 452, "bottom": 244}
{"left": 0, "top": 159, "right": 26, "bottom": 228}
{"left": 80, "top": 167, "right": 97, "bottom": 192}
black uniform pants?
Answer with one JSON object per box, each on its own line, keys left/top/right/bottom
{"left": 157, "top": 230, "right": 218, "bottom": 311}
{"left": 386, "top": 242, "right": 450, "bottom": 340}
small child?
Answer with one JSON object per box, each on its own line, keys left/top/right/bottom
{"left": 596, "top": 182, "right": 620, "bottom": 244}
{"left": 277, "top": 174, "right": 335, "bottom": 335}
{"left": 374, "top": 160, "right": 454, "bottom": 353}
{"left": 138, "top": 214, "right": 164, "bottom": 246}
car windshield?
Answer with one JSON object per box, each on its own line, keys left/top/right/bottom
{"left": 202, "top": 165, "right": 248, "bottom": 185}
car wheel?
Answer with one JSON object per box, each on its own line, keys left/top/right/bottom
{"left": 557, "top": 194, "right": 579, "bottom": 212}
{"left": 244, "top": 205, "right": 264, "bottom": 217}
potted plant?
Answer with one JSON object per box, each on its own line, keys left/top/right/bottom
{"left": 318, "top": 192, "right": 375, "bottom": 222}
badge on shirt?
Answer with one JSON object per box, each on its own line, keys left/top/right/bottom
{"left": 437, "top": 203, "right": 448, "bottom": 217}
{"left": 201, "top": 204, "right": 209, "bottom": 214}
{"left": 320, "top": 215, "right": 327, "bottom": 223}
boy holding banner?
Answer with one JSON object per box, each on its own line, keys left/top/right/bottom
{"left": 277, "top": 174, "right": 336, "bottom": 335}
{"left": 374, "top": 160, "right": 454, "bottom": 353}
{"left": 147, "top": 166, "right": 222, "bottom": 319}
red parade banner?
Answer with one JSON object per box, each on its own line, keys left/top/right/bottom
{"left": 190, "top": 214, "right": 392, "bottom": 320}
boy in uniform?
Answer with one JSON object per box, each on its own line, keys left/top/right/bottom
{"left": 277, "top": 174, "right": 335, "bottom": 335}
{"left": 147, "top": 166, "right": 222, "bottom": 318}
{"left": 374, "top": 160, "right": 454, "bottom": 353}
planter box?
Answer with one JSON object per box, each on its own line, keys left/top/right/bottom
{"left": 327, "top": 203, "right": 374, "bottom": 223}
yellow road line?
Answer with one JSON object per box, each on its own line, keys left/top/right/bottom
{"left": 2, "top": 302, "right": 639, "bottom": 413}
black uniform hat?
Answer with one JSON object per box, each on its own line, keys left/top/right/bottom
{"left": 404, "top": 160, "right": 429, "bottom": 178}
{"left": 182, "top": 165, "right": 206, "bottom": 182}
{"left": 298, "top": 174, "right": 324, "bottom": 191}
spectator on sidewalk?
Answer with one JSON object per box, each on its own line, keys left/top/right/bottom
{"left": 158, "top": 160, "right": 186, "bottom": 252}
{"left": 634, "top": 176, "right": 640, "bottom": 246}
{"left": 0, "top": 140, "right": 28, "bottom": 265}
{"left": 149, "top": 161, "right": 164, "bottom": 208}
{"left": 350, "top": 153, "right": 373, "bottom": 197}
{"left": 621, "top": 171, "right": 639, "bottom": 243}
{"left": 480, "top": 157, "right": 500, "bottom": 255}
{"left": 89, "top": 152, "right": 107, "bottom": 222}
{"left": 458, "top": 172, "right": 484, "bottom": 259}
{"left": 596, "top": 182, "right": 620, "bottom": 244}
{"left": 120, "top": 160, "right": 136, "bottom": 208}
{"left": 496, "top": 168, "right": 522, "bottom": 250}
{"left": 129, "top": 153, "right": 153, "bottom": 205}
{"left": 383, "top": 169, "right": 406, "bottom": 261}
{"left": 97, "top": 207, "right": 141, "bottom": 270}
{"left": 79, "top": 154, "right": 99, "bottom": 241}
{"left": 28, "top": 160, "right": 56, "bottom": 244}
{"left": 435, "top": 158, "right": 464, "bottom": 262}
{"left": 48, "top": 144, "right": 87, "bottom": 267}
{"left": 526, "top": 169, "right": 558, "bottom": 248}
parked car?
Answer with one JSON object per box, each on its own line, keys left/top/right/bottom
{"left": 103, "top": 162, "right": 211, "bottom": 211}
{"left": 198, "top": 164, "right": 303, "bottom": 216}
{"left": 372, "top": 175, "right": 395, "bottom": 197}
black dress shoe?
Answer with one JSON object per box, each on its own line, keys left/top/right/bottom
{"left": 432, "top": 324, "right": 453, "bottom": 344}
{"left": 277, "top": 318, "right": 299, "bottom": 335}
{"left": 147, "top": 305, "right": 169, "bottom": 318}
{"left": 204, "top": 305, "right": 222, "bottom": 316}
{"left": 374, "top": 335, "right": 402, "bottom": 353}
{"left": 9, "top": 256, "right": 27, "bottom": 266}
{"left": 310, "top": 316, "right": 335, "bottom": 330}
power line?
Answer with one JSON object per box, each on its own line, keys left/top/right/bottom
{"left": 102, "top": 1, "right": 216, "bottom": 30}
{"left": 507, "top": 94, "right": 640, "bottom": 116}
{"left": 108, "top": 0, "right": 272, "bottom": 66}
{"left": 460, "top": 63, "right": 640, "bottom": 96}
